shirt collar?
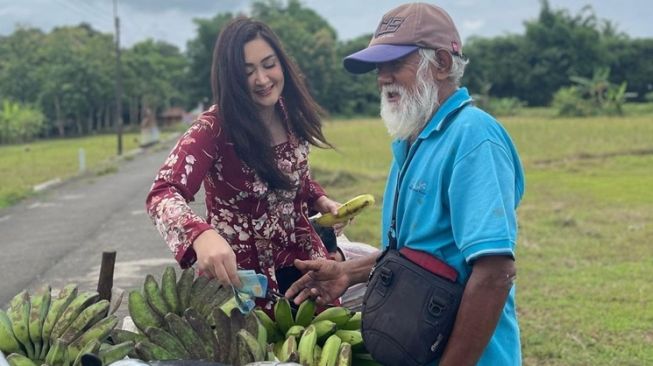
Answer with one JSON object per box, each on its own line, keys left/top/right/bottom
{"left": 419, "top": 87, "right": 473, "bottom": 139}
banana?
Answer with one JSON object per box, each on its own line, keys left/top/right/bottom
{"left": 312, "top": 319, "right": 337, "bottom": 343}
{"left": 312, "top": 306, "right": 354, "bottom": 328}
{"left": 40, "top": 284, "right": 77, "bottom": 359}
{"left": 334, "top": 330, "right": 364, "bottom": 351}
{"left": 7, "top": 290, "right": 34, "bottom": 359}
{"left": 50, "top": 291, "right": 99, "bottom": 342}
{"left": 218, "top": 296, "right": 239, "bottom": 317}
{"left": 160, "top": 266, "right": 181, "bottom": 315}
{"left": 314, "top": 344, "right": 322, "bottom": 366}
{"left": 277, "top": 335, "right": 297, "bottom": 363}
{"left": 266, "top": 343, "right": 276, "bottom": 362}
{"left": 6, "top": 353, "right": 38, "bottom": 366}
{"left": 127, "top": 290, "right": 163, "bottom": 333}
{"left": 335, "top": 342, "right": 352, "bottom": 366}
{"left": 273, "top": 298, "right": 294, "bottom": 335}
{"left": 27, "top": 285, "right": 50, "bottom": 358}
{"left": 314, "top": 194, "right": 375, "bottom": 227}
{"left": 164, "top": 312, "right": 207, "bottom": 360}
{"left": 97, "top": 340, "right": 134, "bottom": 366}
{"left": 341, "top": 311, "right": 361, "bottom": 330}
{"left": 44, "top": 338, "right": 67, "bottom": 366}
{"left": 71, "top": 339, "right": 100, "bottom": 366}
{"left": 202, "top": 286, "right": 233, "bottom": 319}
{"left": 190, "top": 280, "right": 221, "bottom": 319}
{"left": 59, "top": 300, "right": 110, "bottom": 344}
{"left": 297, "top": 324, "right": 317, "bottom": 366}
{"left": 294, "top": 299, "right": 316, "bottom": 327}
{"left": 66, "top": 315, "right": 118, "bottom": 361}
{"left": 210, "top": 307, "right": 231, "bottom": 364}
{"left": 285, "top": 325, "right": 305, "bottom": 338}
{"left": 188, "top": 276, "right": 210, "bottom": 309}
{"left": 319, "top": 334, "right": 342, "bottom": 366}
{"left": 0, "top": 310, "right": 22, "bottom": 355}
{"left": 143, "top": 274, "right": 170, "bottom": 317}
{"left": 183, "top": 307, "right": 218, "bottom": 361}
{"left": 143, "top": 326, "right": 189, "bottom": 359}
{"left": 176, "top": 268, "right": 195, "bottom": 313}
{"left": 110, "top": 329, "right": 145, "bottom": 344}
{"left": 134, "top": 340, "right": 175, "bottom": 361}
{"left": 228, "top": 308, "right": 245, "bottom": 365}
{"left": 236, "top": 329, "right": 265, "bottom": 364}
{"left": 254, "top": 309, "right": 282, "bottom": 343}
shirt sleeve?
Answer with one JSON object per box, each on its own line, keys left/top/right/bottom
{"left": 145, "top": 116, "right": 220, "bottom": 267}
{"left": 448, "top": 140, "right": 519, "bottom": 263}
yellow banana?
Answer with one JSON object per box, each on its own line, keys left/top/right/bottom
{"left": 297, "top": 324, "right": 317, "bottom": 366}
{"left": 312, "top": 306, "right": 354, "bottom": 328}
{"left": 273, "top": 298, "right": 294, "bottom": 335}
{"left": 314, "top": 194, "right": 375, "bottom": 227}
{"left": 27, "top": 285, "right": 50, "bottom": 358}
{"left": 254, "top": 309, "right": 282, "bottom": 343}
{"left": 335, "top": 342, "right": 352, "bottom": 366}
{"left": 143, "top": 274, "right": 170, "bottom": 317}
{"left": 319, "top": 334, "right": 342, "bottom": 366}
{"left": 127, "top": 290, "right": 163, "bottom": 333}
{"left": 160, "top": 266, "right": 180, "bottom": 315}
{"left": 7, "top": 290, "right": 34, "bottom": 359}
{"left": 0, "top": 310, "right": 22, "bottom": 355}
{"left": 294, "top": 299, "right": 316, "bottom": 327}
{"left": 59, "top": 300, "right": 110, "bottom": 345}
{"left": 6, "top": 353, "right": 38, "bottom": 366}
{"left": 334, "top": 330, "right": 364, "bottom": 350}
{"left": 50, "top": 291, "right": 99, "bottom": 342}
{"left": 40, "top": 284, "right": 77, "bottom": 359}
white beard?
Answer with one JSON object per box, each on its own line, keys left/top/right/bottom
{"left": 380, "top": 75, "right": 439, "bottom": 140}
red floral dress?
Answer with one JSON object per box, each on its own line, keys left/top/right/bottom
{"left": 146, "top": 105, "right": 328, "bottom": 310}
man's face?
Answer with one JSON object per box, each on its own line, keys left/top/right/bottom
{"left": 377, "top": 51, "right": 439, "bottom": 140}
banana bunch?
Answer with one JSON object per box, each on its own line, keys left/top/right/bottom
{"left": 254, "top": 297, "right": 380, "bottom": 366}
{"left": 0, "top": 284, "right": 125, "bottom": 366}
{"left": 123, "top": 265, "right": 267, "bottom": 365}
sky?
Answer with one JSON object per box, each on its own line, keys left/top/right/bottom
{"left": 1, "top": 0, "right": 652, "bottom": 52}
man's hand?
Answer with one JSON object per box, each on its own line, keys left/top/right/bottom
{"left": 285, "top": 258, "right": 350, "bottom": 306}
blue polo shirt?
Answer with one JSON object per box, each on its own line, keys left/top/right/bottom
{"left": 381, "top": 87, "right": 524, "bottom": 365}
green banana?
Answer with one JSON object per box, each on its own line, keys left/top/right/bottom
{"left": 59, "top": 300, "right": 109, "bottom": 344}
{"left": 66, "top": 315, "right": 118, "bottom": 361}
{"left": 97, "top": 340, "right": 134, "bottom": 365}
{"left": 164, "top": 312, "right": 207, "bottom": 360}
{"left": 40, "top": 284, "right": 78, "bottom": 359}
{"left": 127, "top": 290, "right": 163, "bottom": 333}
{"left": 176, "top": 268, "right": 195, "bottom": 313}
{"left": 201, "top": 286, "right": 233, "bottom": 319}
{"left": 334, "top": 329, "right": 364, "bottom": 350}
{"left": 314, "top": 344, "right": 322, "bottom": 366}
{"left": 319, "top": 334, "right": 342, "bottom": 366}
{"left": 7, "top": 290, "right": 34, "bottom": 359}
{"left": 134, "top": 340, "right": 176, "bottom": 361}
{"left": 273, "top": 297, "right": 294, "bottom": 335}
{"left": 50, "top": 291, "right": 99, "bottom": 342}
{"left": 143, "top": 274, "right": 170, "bottom": 317}
{"left": 6, "top": 353, "right": 38, "bottom": 366}
{"left": 286, "top": 325, "right": 305, "bottom": 338}
{"left": 294, "top": 299, "right": 316, "bottom": 327}
{"left": 110, "top": 329, "right": 145, "bottom": 344}
{"left": 266, "top": 343, "right": 276, "bottom": 362}
{"left": 183, "top": 307, "right": 218, "bottom": 361}
{"left": 236, "top": 329, "right": 265, "bottom": 364}
{"left": 335, "top": 342, "right": 352, "bottom": 366}
{"left": 44, "top": 338, "right": 68, "bottom": 366}
{"left": 160, "top": 266, "right": 181, "bottom": 315}
{"left": 313, "top": 319, "right": 337, "bottom": 343}
{"left": 143, "top": 326, "right": 189, "bottom": 359}
{"left": 341, "top": 311, "right": 361, "bottom": 330}
{"left": 27, "top": 285, "right": 50, "bottom": 358}
{"left": 277, "top": 335, "right": 297, "bottom": 363}
{"left": 254, "top": 309, "right": 283, "bottom": 343}
{"left": 0, "top": 310, "right": 23, "bottom": 355}
{"left": 71, "top": 339, "right": 101, "bottom": 366}
{"left": 312, "top": 306, "right": 354, "bottom": 328}
{"left": 188, "top": 276, "right": 210, "bottom": 309}
{"left": 297, "top": 324, "right": 317, "bottom": 366}
{"left": 228, "top": 308, "right": 245, "bottom": 365}
{"left": 210, "top": 308, "right": 231, "bottom": 364}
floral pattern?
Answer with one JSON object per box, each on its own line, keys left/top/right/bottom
{"left": 146, "top": 105, "right": 328, "bottom": 309}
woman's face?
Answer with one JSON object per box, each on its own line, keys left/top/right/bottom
{"left": 243, "top": 36, "right": 285, "bottom": 111}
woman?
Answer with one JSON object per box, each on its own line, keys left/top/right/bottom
{"left": 145, "top": 17, "right": 340, "bottom": 310}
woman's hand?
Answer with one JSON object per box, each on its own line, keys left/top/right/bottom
{"left": 313, "top": 196, "right": 350, "bottom": 236}
{"left": 192, "top": 230, "right": 241, "bottom": 287}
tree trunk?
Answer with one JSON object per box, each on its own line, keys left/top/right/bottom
{"left": 55, "top": 96, "right": 65, "bottom": 137}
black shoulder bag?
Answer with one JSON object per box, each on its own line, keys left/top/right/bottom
{"left": 361, "top": 144, "right": 464, "bottom": 366}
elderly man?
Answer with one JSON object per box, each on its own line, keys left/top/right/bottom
{"left": 286, "top": 3, "right": 524, "bottom": 365}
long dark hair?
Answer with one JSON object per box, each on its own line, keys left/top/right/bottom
{"left": 210, "top": 17, "right": 331, "bottom": 190}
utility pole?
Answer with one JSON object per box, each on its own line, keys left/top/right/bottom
{"left": 113, "top": 0, "right": 123, "bottom": 155}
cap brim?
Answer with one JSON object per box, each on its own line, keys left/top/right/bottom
{"left": 343, "top": 44, "right": 419, "bottom": 74}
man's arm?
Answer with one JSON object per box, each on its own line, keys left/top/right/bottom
{"left": 439, "top": 255, "right": 516, "bottom": 366}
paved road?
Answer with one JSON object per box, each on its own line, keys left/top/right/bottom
{"left": 0, "top": 141, "right": 203, "bottom": 310}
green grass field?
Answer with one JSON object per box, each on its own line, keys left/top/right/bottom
{"left": 311, "top": 115, "right": 653, "bottom": 365}
{"left": 1, "top": 113, "right": 652, "bottom": 364}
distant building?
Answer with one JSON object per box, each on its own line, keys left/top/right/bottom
{"left": 160, "top": 107, "right": 186, "bottom": 126}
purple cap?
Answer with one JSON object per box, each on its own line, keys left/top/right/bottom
{"left": 344, "top": 44, "right": 419, "bottom": 74}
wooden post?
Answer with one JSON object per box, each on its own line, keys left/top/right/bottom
{"left": 97, "top": 251, "right": 116, "bottom": 301}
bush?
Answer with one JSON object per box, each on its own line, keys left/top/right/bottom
{"left": 552, "top": 86, "right": 593, "bottom": 116}
{"left": 0, "top": 100, "right": 45, "bottom": 144}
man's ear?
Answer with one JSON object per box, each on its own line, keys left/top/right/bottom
{"left": 433, "top": 49, "right": 453, "bottom": 81}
